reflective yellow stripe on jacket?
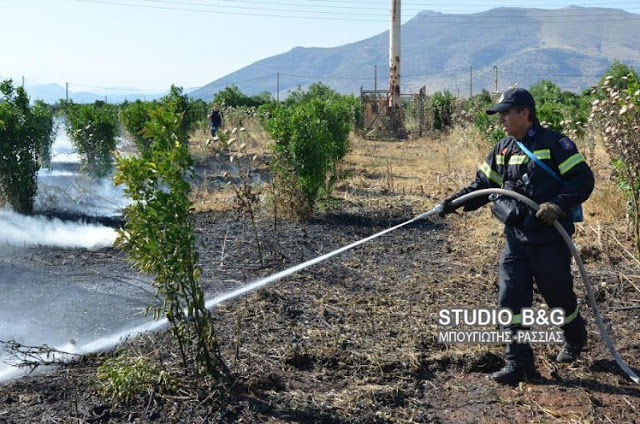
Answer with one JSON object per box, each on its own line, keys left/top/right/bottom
{"left": 558, "top": 153, "right": 585, "bottom": 175}
{"left": 481, "top": 162, "right": 502, "bottom": 186}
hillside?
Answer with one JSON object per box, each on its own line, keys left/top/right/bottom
{"left": 190, "top": 6, "right": 640, "bottom": 100}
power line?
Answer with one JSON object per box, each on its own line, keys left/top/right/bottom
{"left": 133, "top": 0, "right": 640, "bottom": 14}
{"left": 71, "top": 0, "right": 640, "bottom": 22}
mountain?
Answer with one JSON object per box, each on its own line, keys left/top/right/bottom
{"left": 25, "top": 84, "right": 168, "bottom": 104}
{"left": 190, "top": 6, "right": 640, "bottom": 100}
{"left": 0, "top": 81, "right": 168, "bottom": 104}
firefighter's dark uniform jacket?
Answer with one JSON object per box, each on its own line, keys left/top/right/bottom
{"left": 451, "top": 121, "right": 595, "bottom": 362}
{"left": 451, "top": 122, "right": 594, "bottom": 243}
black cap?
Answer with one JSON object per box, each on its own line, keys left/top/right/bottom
{"left": 486, "top": 88, "right": 536, "bottom": 115}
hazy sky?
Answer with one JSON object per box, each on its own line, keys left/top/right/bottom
{"left": 1, "top": 0, "right": 639, "bottom": 94}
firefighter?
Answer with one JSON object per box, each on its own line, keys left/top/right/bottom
{"left": 439, "top": 88, "right": 595, "bottom": 384}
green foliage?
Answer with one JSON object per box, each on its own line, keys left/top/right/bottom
{"left": 0, "top": 80, "right": 54, "bottom": 214}
{"left": 265, "top": 96, "right": 351, "bottom": 217}
{"left": 121, "top": 86, "right": 203, "bottom": 156}
{"left": 161, "top": 85, "right": 201, "bottom": 143}
{"left": 31, "top": 101, "right": 56, "bottom": 168}
{"left": 529, "top": 80, "right": 564, "bottom": 106}
{"left": 65, "top": 102, "right": 119, "bottom": 177}
{"left": 214, "top": 84, "right": 272, "bottom": 108}
{"left": 97, "top": 352, "right": 176, "bottom": 405}
{"left": 590, "top": 64, "right": 640, "bottom": 259}
{"left": 284, "top": 83, "right": 363, "bottom": 129}
{"left": 527, "top": 80, "right": 589, "bottom": 138}
{"left": 463, "top": 91, "right": 505, "bottom": 144}
{"left": 598, "top": 60, "right": 640, "bottom": 92}
{"left": 121, "top": 99, "right": 153, "bottom": 154}
{"left": 431, "top": 90, "right": 455, "bottom": 131}
{"left": 115, "top": 106, "right": 227, "bottom": 379}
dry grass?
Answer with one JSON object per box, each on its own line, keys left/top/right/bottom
{"left": 188, "top": 119, "right": 273, "bottom": 213}
{"left": 337, "top": 125, "right": 630, "bottom": 287}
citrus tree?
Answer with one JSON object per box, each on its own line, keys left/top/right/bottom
{"left": 265, "top": 96, "right": 352, "bottom": 217}
{"left": 115, "top": 106, "right": 227, "bottom": 380}
{"left": 0, "top": 80, "right": 54, "bottom": 214}
{"left": 65, "top": 101, "right": 120, "bottom": 177}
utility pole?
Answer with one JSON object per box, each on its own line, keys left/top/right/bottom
{"left": 21, "top": 76, "right": 24, "bottom": 87}
{"left": 388, "top": 0, "right": 402, "bottom": 134}
{"left": 374, "top": 65, "right": 377, "bottom": 92}
{"left": 276, "top": 72, "right": 280, "bottom": 103}
{"left": 66, "top": 82, "right": 69, "bottom": 102}
{"left": 494, "top": 65, "right": 498, "bottom": 93}
{"left": 469, "top": 66, "right": 473, "bottom": 98}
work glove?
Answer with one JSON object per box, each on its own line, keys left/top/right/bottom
{"left": 439, "top": 196, "right": 458, "bottom": 218}
{"left": 536, "top": 202, "right": 565, "bottom": 225}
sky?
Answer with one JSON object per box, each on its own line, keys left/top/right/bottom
{"left": 1, "top": 0, "right": 639, "bottom": 94}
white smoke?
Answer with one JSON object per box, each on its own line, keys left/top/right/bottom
{"left": 0, "top": 209, "right": 117, "bottom": 250}
{"left": 34, "top": 120, "right": 130, "bottom": 217}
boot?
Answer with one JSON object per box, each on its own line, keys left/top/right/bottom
{"left": 492, "top": 359, "right": 540, "bottom": 385}
{"left": 558, "top": 319, "right": 587, "bottom": 363}
{"left": 556, "top": 342, "right": 585, "bottom": 363}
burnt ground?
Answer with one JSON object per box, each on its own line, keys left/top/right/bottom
{"left": 0, "top": 197, "right": 639, "bottom": 423}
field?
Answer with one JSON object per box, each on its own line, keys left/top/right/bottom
{"left": 0, "top": 123, "right": 639, "bottom": 423}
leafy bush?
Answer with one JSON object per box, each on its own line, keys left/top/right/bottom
{"left": 589, "top": 62, "right": 640, "bottom": 259}
{"left": 0, "top": 80, "right": 54, "bottom": 214}
{"left": 65, "top": 102, "right": 120, "bottom": 177}
{"left": 431, "top": 90, "right": 456, "bottom": 131}
{"left": 214, "top": 84, "right": 272, "bottom": 108}
{"left": 120, "top": 99, "right": 152, "bottom": 154}
{"left": 284, "top": 82, "right": 363, "bottom": 130}
{"left": 121, "top": 86, "right": 202, "bottom": 156}
{"left": 97, "top": 352, "right": 176, "bottom": 405}
{"left": 115, "top": 106, "right": 227, "bottom": 379}
{"left": 265, "top": 97, "right": 351, "bottom": 217}
{"left": 31, "top": 101, "right": 56, "bottom": 168}
{"left": 462, "top": 90, "right": 505, "bottom": 144}
{"left": 161, "top": 85, "right": 202, "bottom": 143}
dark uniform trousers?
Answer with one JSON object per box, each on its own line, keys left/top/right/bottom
{"left": 499, "top": 235, "right": 587, "bottom": 362}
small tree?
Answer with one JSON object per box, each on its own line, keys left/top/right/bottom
{"left": 120, "top": 99, "right": 153, "bottom": 154}
{"left": 265, "top": 97, "right": 351, "bottom": 217}
{"left": 590, "top": 62, "right": 640, "bottom": 260}
{"left": 65, "top": 102, "right": 119, "bottom": 177}
{"left": 32, "top": 101, "right": 56, "bottom": 169}
{"left": 121, "top": 86, "right": 201, "bottom": 157}
{"left": 431, "top": 90, "right": 455, "bottom": 131}
{"left": 115, "top": 106, "right": 227, "bottom": 380}
{"left": 0, "top": 80, "right": 54, "bottom": 214}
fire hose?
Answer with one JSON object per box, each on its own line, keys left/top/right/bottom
{"left": 447, "top": 188, "right": 640, "bottom": 385}
{"left": 204, "top": 187, "right": 638, "bottom": 384}
{"left": 11, "top": 189, "right": 636, "bottom": 385}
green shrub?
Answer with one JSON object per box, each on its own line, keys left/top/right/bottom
{"left": 65, "top": 102, "right": 119, "bottom": 177}
{"left": 265, "top": 97, "right": 351, "bottom": 217}
{"left": 115, "top": 106, "right": 227, "bottom": 379}
{"left": 97, "top": 352, "right": 176, "bottom": 405}
{"left": 214, "top": 84, "right": 272, "bottom": 108}
{"left": 121, "top": 99, "right": 153, "bottom": 154}
{"left": 32, "top": 101, "right": 56, "bottom": 168}
{"left": 0, "top": 80, "right": 54, "bottom": 214}
{"left": 463, "top": 90, "right": 505, "bottom": 144}
{"left": 431, "top": 90, "right": 455, "bottom": 131}
{"left": 121, "top": 86, "right": 202, "bottom": 156}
